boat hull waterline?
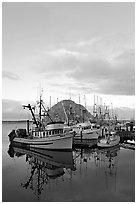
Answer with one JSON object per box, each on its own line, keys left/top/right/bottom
{"left": 12, "top": 135, "right": 73, "bottom": 150}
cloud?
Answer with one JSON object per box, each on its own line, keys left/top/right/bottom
{"left": 113, "top": 49, "right": 134, "bottom": 64}
{"left": 2, "top": 71, "right": 21, "bottom": 80}
{"left": 68, "top": 49, "right": 135, "bottom": 95}
{"left": 2, "top": 99, "right": 31, "bottom": 120}
{"left": 28, "top": 33, "right": 134, "bottom": 96}
{"left": 46, "top": 81, "right": 93, "bottom": 96}
{"left": 30, "top": 48, "right": 82, "bottom": 75}
{"left": 76, "top": 37, "right": 101, "bottom": 47}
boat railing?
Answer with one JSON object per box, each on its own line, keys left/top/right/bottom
{"left": 31, "top": 128, "right": 72, "bottom": 139}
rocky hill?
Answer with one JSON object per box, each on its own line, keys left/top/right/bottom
{"left": 45, "top": 99, "right": 94, "bottom": 124}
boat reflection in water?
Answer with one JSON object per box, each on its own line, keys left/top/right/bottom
{"left": 95, "top": 145, "right": 120, "bottom": 191}
{"left": 7, "top": 143, "right": 120, "bottom": 201}
{"left": 73, "top": 145, "right": 120, "bottom": 192}
{"left": 8, "top": 144, "right": 75, "bottom": 200}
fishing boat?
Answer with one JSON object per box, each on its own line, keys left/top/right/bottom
{"left": 73, "top": 122, "right": 100, "bottom": 140}
{"left": 8, "top": 93, "right": 73, "bottom": 150}
{"left": 97, "top": 131, "right": 120, "bottom": 148}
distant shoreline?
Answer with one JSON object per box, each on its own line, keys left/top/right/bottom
{"left": 2, "top": 120, "right": 33, "bottom": 122}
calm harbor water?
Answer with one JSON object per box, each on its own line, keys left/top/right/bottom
{"left": 2, "top": 121, "right": 135, "bottom": 202}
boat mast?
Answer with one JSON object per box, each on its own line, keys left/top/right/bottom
{"left": 39, "top": 93, "right": 42, "bottom": 125}
{"left": 79, "top": 94, "right": 81, "bottom": 122}
{"left": 41, "top": 103, "right": 54, "bottom": 122}
{"left": 93, "top": 94, "right": 97, "bottom": 120}
{"left": 61, "top": 102, "right": 69, "bottom": 124}
{"left": 84, "top": 95, "right": 86, "bottom": 109}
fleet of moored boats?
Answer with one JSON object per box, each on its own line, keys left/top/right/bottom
{"left": 8, "top": 92, "right": 134, "bottom": 150}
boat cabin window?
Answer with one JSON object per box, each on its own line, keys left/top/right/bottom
{"left": 83, "top": 126, "right": 91, "bottom": 130}
{"left": 55, "top": 130, "right": 58, "bottom": 134}
{"left": 46, "top": 129, "right": 63, "bottom": 136}
{"left": 52, "top": 129, "right": 63, "bottom": 135}
{"left": 60, "top": 129, "right": 63, "bottom": 134}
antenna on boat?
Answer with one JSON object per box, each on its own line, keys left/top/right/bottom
{"left": 50, "top": 96, "right": 51, "bottom": 108}
{"left": 39, "top": 92, "right": 42, "bottom": 123}
{"left": 38, "top": 88, "right": 44, "bottom": 127}
{"left": 93, "top": 94, "right": 97, "bottom": 118}
{"left": 111, "top": 103, "right": 114, "bottom": 120}
{"left": 78, "top": 94, "right": 81, "bottom": 121}
{"left": 84, "top": 95, "right": 86, "bottom": 109}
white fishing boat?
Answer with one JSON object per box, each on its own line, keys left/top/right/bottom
{"left": 9, "top": 122, "right": 73, "bottom": 150}
{"left": 97, "top": 131, "right": 120, "bottom": 148}
{"left": 8, "top": 94, "right": 73, "bottom": 150}
{"left": 73, "top": 122, "right": 100, "bottom": 140}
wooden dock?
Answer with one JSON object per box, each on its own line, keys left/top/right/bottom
{"left": 116, "top": 130, "right": 135, "bottom": 142}
{"left": 120, "top": 143, "right": 135, "bottom": 150}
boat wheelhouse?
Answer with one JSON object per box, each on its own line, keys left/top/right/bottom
{"left": 73, "top": 122, "right": 100, "bottom": 140}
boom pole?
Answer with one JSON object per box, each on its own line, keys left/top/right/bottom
{"left": 23, "top": 104, "right": 39, "bottom": 128}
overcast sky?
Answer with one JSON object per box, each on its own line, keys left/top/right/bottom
{"left": 2, "top": 2, "right": 135, "bottom": 112}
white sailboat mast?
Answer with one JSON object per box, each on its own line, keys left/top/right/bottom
{"left": 61, "top": 102, "right": 69, "bottom": 124}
